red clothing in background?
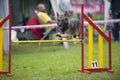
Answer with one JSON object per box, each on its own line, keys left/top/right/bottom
{"left": 26, "top": 17, "right": 42, "bottom": 39}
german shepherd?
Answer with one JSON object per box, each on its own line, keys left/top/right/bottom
{"left": 56, "top": 11, "right": 81, "bottom": 39}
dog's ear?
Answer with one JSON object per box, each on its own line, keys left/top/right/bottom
{"left": 64, "top": 11, "right": 70, "bottom": 17}
{"left": 64, "top": 11, "right": 68, "bottom": 16}
{"left": 57, "top": 13, "right": 59, "bottom": 17}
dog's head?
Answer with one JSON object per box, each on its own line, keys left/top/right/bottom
{"left": 57, "top": 11, "right": 70, "bottom": 33}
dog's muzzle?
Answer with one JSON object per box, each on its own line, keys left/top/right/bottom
{"left": 57, "top": 22, "right": 63, "bottom": 27}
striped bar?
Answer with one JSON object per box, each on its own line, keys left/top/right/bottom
{"left": 0, "top": 19, "right": 3, "bottom": 71}
{"left": 98, "top": 27, "right": 103, "bottom": 68}
{"left": 3, "top": 19, "right": 120, "bottom": 30}
{"left": 12, "top": 39, "right": 81, "bottom": 43}
{"left": 88, "top": 23, "right": 93, "bottom": 68}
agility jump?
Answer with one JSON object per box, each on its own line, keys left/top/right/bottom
{"left": 0, "top": 4, "right": 115, "bottom": 76}
{"left": 0, "top": 4, "right": 81, "bottom": 76}
{"left": 78, "top": 4, "right": 113, "bottom": 74}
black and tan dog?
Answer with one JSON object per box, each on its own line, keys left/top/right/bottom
{"left": 56, "top": 11, "right": 81, "bottom": 39}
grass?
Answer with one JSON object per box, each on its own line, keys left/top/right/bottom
{"left": 0, "top": 41, "right": 120, "bottom": 80}
{"left": 93, "top": 13, "right": 104, "bottom": 20}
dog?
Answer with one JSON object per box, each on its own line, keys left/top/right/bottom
{"left": 56, "top": 11, "right": 81, "bottom": 39}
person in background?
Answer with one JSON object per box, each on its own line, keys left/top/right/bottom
{"left": 36, "top": 3, "right": 56, "bottom": 24}
{"left": 35, "top": 3, "right": 57, "bottom": 40}
{"left": 108, "top": 0, "right": 120, "bottom": 42}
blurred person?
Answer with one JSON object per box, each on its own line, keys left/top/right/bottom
{"left": 16, "top": 13, "right": 43, "bottom": 40}
{"left": 35, "top": 3, "right": 57, "bottom": 39}
{"left": 108, "top": 0, "right": 120, "bottom": 42}
{"left": 26, "top": 17, "right": 43, "bottom": 40}
{"left": 36, "top": 3, "right": 56, "bottom": 24}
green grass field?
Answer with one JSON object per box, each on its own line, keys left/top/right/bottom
{"left": 0, "top": 41, "right": 120, "bottom": 80}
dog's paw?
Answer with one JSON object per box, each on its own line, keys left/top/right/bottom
{"left": 56, "top": 33, "right": 62, "bottom": 37}
{"left": 56, "top": 33, "right": 69, "bottom": 38}
{"left": 61, "top": 34, "right": 69, "bottom": 38}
